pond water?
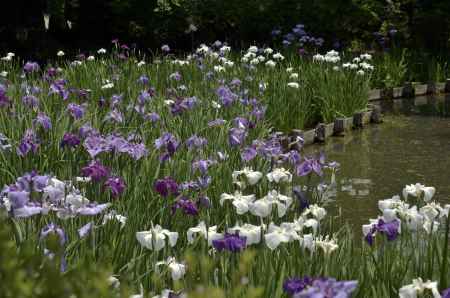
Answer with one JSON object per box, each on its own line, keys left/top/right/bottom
{"left": 308, "top": 94, "right": 450, "bottom": 228}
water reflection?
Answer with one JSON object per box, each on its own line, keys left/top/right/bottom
{"left": 307, "top": 94, "right": 450, "bottom": 228}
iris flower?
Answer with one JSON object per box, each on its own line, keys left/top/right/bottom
{"left": 228, "top": 223, "right": 262, "bottom": 245}
{"left": 399, "top": 278, "right": 441, "bottom": 298}
{"left": 156, "top": 257, "right": 186, "bottom": 281}
{"left": 402, "top": 183, "right": 436, "bottom": 202}
{"left": 264, "top": 222, "right": 300, "bottom": 250}
{"left": 136, "top": 224, "right": 178, "bottom": 251}
{"left": 250, "top": 190, "right": 293, "bottom": 218}
{"left": 187, "top": 221, "right": 223, "bottom": 245}
{"left": 266, "top": 167, "right": 292, "bottom": 184}
{"left": 363, "top": 218, "right": 401, "bottom": 245}
{"left": 220, "top": 191, "right": 255, "bottom": 215}
{"left": 212, "top": 233, "right": 247, "bottom": 252}
{"left": 232, "top": 167, "right": 263, "bottom": 187}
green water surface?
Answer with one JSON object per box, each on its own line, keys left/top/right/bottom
{"left": 308, "top": 95, "right": 450, "bottom": 228}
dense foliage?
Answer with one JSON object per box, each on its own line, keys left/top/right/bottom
{"left": 0, "top": 42, "right": 449, "bottom": 297}
{"left": 2, "top": 0, "right": 450, "bottom": 60}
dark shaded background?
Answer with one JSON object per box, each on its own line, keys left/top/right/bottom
{"left": 1, "top": 0, "right": 449, "bottom": 60}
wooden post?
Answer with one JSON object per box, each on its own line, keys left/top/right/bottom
{"left": 353, "top": 112, "right": 364, "bottom": 128}
{"left": 381, "top": 87, "right": 393, "bottom": 100}
{"left": 315, "top": 123, "right": 326, "bottom": 143}
{"left": 370, "top": 105, "right": 383, "bottom": 123}
{"left": 445, "top": 79, "right": 450, "bottom": 93}
{"left": 402, "top": 82, "right": 414, "bottom": 98}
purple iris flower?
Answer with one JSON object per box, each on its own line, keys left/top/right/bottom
{"left": 76, "top": 89, "right": 90, "bottom": 100}
{"left": 79, "top": 123, "right": 97, "bottom": 138}
{"left": 233, "top": 117, "right": 250, "bottom": 129}
{"left": 25, "top": 173, "right": 46, "bottom": 192}
{"left": 186, "top": 135, "right": 208, "bottom": 150}
{"left": 8, "top": 190, "right": 29, "bottom": 209}
{"left": 40, "top": 223, "right": 67, "bottom": 272}
{"left": 292, "top": 27, "right": 306, "bottom": 36}
{"left": 33, "top": 175, "right": 49, "bottom": 192}
{"left": 183, "top": 96, "right": 197, "bottom": 109}
{"left": 154, "top": 177, "right": 179, "bottom": 198}
{"left": 61, "top": 133, "right": 81, "bottom": 148}
{"left": 179, "top": 180, "right": 200, "bottom": 192}
{"left": 49, "top": 80, "right": 69, "bottom": 100}
{"left": 230, "top": 78, "right": 242, "bottom": 87}
{"left": 271, "top": 29, "right": 282, "bottom": 36}
{"left": 138, "top": 90, "right": 151, "bottom": 104}
{"left": 294, "top": 278, "right": 358, "bottom": 298}
{"left": 84, "top": 134, "right": 148, "bottom": 160}
{"left": 33, "top": 112, "right": 52, "bottom": 131}
{"left": 241, "top": 146, "right": 257, "bottom": 162}
{"left": 196, "top": 175, "right": 212, "bottom": 189}
{"left": 169, "top": 72, "right": 182, "bottom": 81}
{"left": 253, "top": 136, "right": 283, "bottom": 159}
{"left": 109, "top": 94, "right": 122, "bottom": 107}
{"left": 212, "top": 233, "right": 246, "bottom": 252}
{"left": 104, "top": 176, "right": 126, "bottom": 197}
{"left": 208, "top": 118, "right": 226, "bottom": 127}
{"left": 22, "top": 95, "right": 39, "bottom": 108}
{"left": 0, "top": 84, "right": 10, "bottom": 108}
{"left": 78, "top": 222, "right": 93, "bottom": 238}
{"left": 14, "top": 171, "right": 48, "bottom": 192}
{"left": 45, "top": 67, "right": 58, "bottom": 78}
{"left": 170, "top": 96, "right": 197, "bottom": 115}
{"left": 81, "top": 160, "right": 110, "bottom": 182}
{"left": 126, "top": 143, "right": 148, "bottom": 160}
{"left": 251, "top": 105, "right": 266, "bottom": 121}
{"left": 145, "top": 112, "right": 160, "bottom": 123}
{"left": 12, "top": 202, "right": 43, "bottom": 218}
{"left": 171, "top": 196, "right": 199, "bottom": 216}
{"left": 67, "top": 103, "right": 86, "bottom": 120}
{"left": 192, "top": 159, "right": 215, "bottom": 175}
{"left": 198, "top": 195, "right": 211, "bottom": 208}
{"left": 216, "top": 85, "right": 237, "bottom": 107}
{"left": 40, "top": 223, "right": 67, "bottom": 246}
{"left": 442, "top": 288, "right": 450, "bottom": 298}
{"left": 138, "top": 75, "right": 150, "bottom": 85}
{"left": 293, "top": 186, "right": 309, "bottom": 211}
{"left": 17, "top": 129, "right": 39, "bottom": 157}
{"left": 315, "top": 38, "right": 324, "bottom": 47}
{"left": 283, "top": 277, "right": 314, "bottom": 295}
{"left": 83, "top": 135, "right": 109, "bottom": 157}
{"left": 105, "top": 109, "right": 124, "bottom": 123}
{"left": 365, "top": 218, "right": 401, "bottom": 245}
{"left": 23, "top": 61, "right": 40, "bottom": 73}
{"left": 134, "top": 104, "right": 145, "bottom": 115}
{"left": 228, "top": 128, "right": 247, "bottom": 147}
{"left": 296, "top": 153, "right": 325, "bottom": 177}
{"left": 76, "top": 203, "right": 111, "bottom": 216}
{"left": 283, "top": 40, "right": 292, "bottom": 47}
{"left": 285, "top": 150, "right": 301, "bottom": 165}
{"left": 285, "top": 33, "right": 295, "bottom": 41}
{"left": 155, "top": 132, "right": 179, "bottom": 161}
{"left": 105, "top": 134, "right": 128, "bottom": 152}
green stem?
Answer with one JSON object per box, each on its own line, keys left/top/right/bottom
{"left": 440, "top": 215, "right": 449, "bottom": 290}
